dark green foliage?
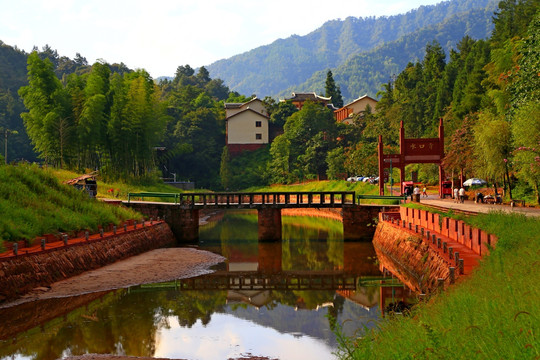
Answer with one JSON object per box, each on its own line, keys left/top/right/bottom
{"left": 18, "top": 54, "right": 166, "bottom": 178}
{"left": 491, "top": 0, "right": 540, "bottom": 46}
{"left": 220, "top": 146, "right": 271, "bottom": 190}
{"left": 325, "top": 70, "right": 343, "bottom": 108}
{"left": 268, "top": 101, "right": 338, "bottom": 183}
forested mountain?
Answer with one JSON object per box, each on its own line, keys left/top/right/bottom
{"left": 206, "top": 0, "right": 498, "bottom": 99}
{"left": 279, "top": 6, "right": 497, "bottom": 102}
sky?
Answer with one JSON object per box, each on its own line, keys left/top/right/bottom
{"left": 1, "top": 0, "right": 444, "bottom": 78}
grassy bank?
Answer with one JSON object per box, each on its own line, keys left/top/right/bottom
{"left": 50, "top": 169, "right": 190, "bottom": 200}
{"left": 245, "top": 179, "right": 379, "bottom": 194}
{"left": 246, "top": 180, "right": 405, "bottom": 205}
{"left": 336, "top": 211, "right": 540, "bottom": 359}
{"left": 0, "top": 164, "right": 142, "bottom": 251}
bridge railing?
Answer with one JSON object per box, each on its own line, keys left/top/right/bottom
{"left": 127, "top": 191, "right": 356, "bottom": 207}
{"left": 357, "top": 194, "right": 407, "bottom": 205}
{"left": 127, "top": 192, "right": 181, "bottom": 203}
{"left": 178, "top": 191, "right": 355, "bottom": 207}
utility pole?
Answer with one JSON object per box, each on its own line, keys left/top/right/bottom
{"left": 1, "top": 128, "right": 18, "bottom": 164}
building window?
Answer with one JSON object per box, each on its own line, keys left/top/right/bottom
{"left": 255, "top": 133, "right": 262, "bottom": 140}
{"left": 255, "top": 121, "right": 262, "bottom": 127}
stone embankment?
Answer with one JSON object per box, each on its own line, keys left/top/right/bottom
{"left": 373, "top": 206, "right": 496, "bottom": 293}
{"left": 0, "top": 221, "right": 175, "bottom": 302}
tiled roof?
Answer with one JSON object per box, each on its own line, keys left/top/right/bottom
{"left": 224, "top": 97, "right": 262, "bottom": 109}
{"left": 226, "top": 108, "right": 270, "bottom": 120}
{"left": 284, "top": 92, "right": 331, "bottom": 102}
{"left": 343, "top": 94, "right": 378, "bottom": 108}
{"left": 224, "top": 103, "right": 243, "bottom": 109}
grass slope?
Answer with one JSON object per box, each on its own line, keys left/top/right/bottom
{"left": 336, "top": 211, "right": 540, "bottom": 359}
{"left": 0, "top": 165, "right": 142, "bottom": 250}
{"left": 245, "top": 180, "right": 379, "bottom": 194}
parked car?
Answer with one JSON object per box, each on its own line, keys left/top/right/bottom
{"left": 347, "top": 175, "right": 363, "bottom": 182}
{"left": 463, "top": 178, "right": 487, "bottom": 187}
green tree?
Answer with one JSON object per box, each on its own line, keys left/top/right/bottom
{"left": 268, "top": 134, "right": 292, "bottom": 184}
{"left": 325, "top": 70, "right": 343, "bottom": 108}
{"left": 19, "top": 52, "right": 73, "bottom": 166}
{"left": 344, "top": 141, "right": 378, "bottom": 176}
{"left": 510, "top": 11, "right": 540, "bottom": 111}
{"left": 422, "top": 40, "right": 446, "bottom": 126}
{"left": 269, "top": 100, "right": 297, "bottom": 128}
{"left": 473, "top": 112, "right": 512, "bottom": 194}
{"left": 326, "top": 147, "right": 346, "bottom": 180}
{"left": 491, "top": 0, "right": 540, "bottom": 46}
{"left": 443, "top": 115, "right": 475, "bottom": 178}
{"left": 512, "top": 102, "right": 540, "bottom": 204}
{"left": 220, "top": 146, "right": 231, "bottom": 190}
{"left": 298, "top": 132, "right": 332, "bottom": 180}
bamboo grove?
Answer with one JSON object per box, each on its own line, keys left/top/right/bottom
{"left": 18, "top": 54, "right": 168, "bottom": 179}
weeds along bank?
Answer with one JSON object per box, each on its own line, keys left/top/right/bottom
{"left": 0, "top": 164, "right": 142, "bottom": 251}
{"left": 337, "top": 212, "right": 540, "bottom": 359}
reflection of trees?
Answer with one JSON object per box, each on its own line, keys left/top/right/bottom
{"left": 0, "top": 288, "right": 228, "bottom": 360}
{"left": 165, "top": 290, "right": 227, "bottom": 327}
{"left": 282, "top": 238, "right": 343, "bottom": 271}
{"left": 2, "top": 211, "right": 388, "bottom": 359}
{"left": 0, "top": 290, "right": 145, "bottom": 360}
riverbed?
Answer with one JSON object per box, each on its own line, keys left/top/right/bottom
{"left": 0, "top": 211, "right": 412, "bottom": 360}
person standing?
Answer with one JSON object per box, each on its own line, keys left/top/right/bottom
{"left": 453, "top": 187, "right": 459, "bottom": 203}
{"left": 413, "top": 185, "right": 421, "bottom": 202}
{"left": 459, "top": 187, "right": 465, "bottom": 203}
{"left": 422, "top": 186, "right": 427, "bottom": 198}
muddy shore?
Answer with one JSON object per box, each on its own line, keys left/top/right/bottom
{"left": 0, "top": 247, "right": 225, "bottom": 309}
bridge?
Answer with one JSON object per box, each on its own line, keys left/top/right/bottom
{"left": 127, "top": 191, "right": 357, "bottom": 209}
{"left": 132, "top": 271, "right": 403, "bottom": 292}
{"left": 124, "top": 191, "right": 399, "bottom": 242}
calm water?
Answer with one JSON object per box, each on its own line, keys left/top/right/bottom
{"left": 0, "top": 211, "right": 412, "bottom": 360}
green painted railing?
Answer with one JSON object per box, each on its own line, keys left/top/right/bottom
{"left": 127, "top": 192, "right": 180, "bottom": 203}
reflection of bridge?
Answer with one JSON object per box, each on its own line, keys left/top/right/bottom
{"left": 124, "top": 191, "right": 394, "bottom": 242}
{"left": 136, "top": 271, "right": 403, "bottom": 292}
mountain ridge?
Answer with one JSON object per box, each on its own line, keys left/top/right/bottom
{"left": 280, "top": 5, "right": 497, "bottom": 103}
{"left": 206, "top": 0, "right": 498, "bottom": 99}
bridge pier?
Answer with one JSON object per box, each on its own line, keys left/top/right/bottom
{"left": 171, "top": 209, "right": 199, "bottom": 242}
{"left": 257, "top": 208, "right": 282, "bottom": 242}
{"left": 124, "top": 202, "right": 199, "bottom": 242}
{"left": 342, "top": 206, "right": 383, "bottom": 241}
{"left": 258, "top": 242, "right": 282, "bottom": 273}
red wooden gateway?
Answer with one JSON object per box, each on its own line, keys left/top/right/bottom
{"left": 378, "top": 119, "right": 445, "bottom": 197}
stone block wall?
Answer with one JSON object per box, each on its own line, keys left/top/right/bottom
{"left": 0, "top": 223, "right": 175, "bottom": 303}
{"left": 373, "top": 221, "right": 451, "bottom": 293}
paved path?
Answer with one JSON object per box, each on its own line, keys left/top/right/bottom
{"left": 417, "top": 195, "right": 540, "bottom": 217}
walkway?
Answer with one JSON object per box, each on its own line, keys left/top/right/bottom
{"left": 418, "top": 194, "right": 540, "bottom": 217}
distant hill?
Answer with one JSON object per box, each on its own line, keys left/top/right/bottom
{"left": 279, "top": 6, "right": 497, "bottom": 102}
{"left": 0, "top": 41, "right": 28, "bottom": 92}
{"left": 206, "top": 0, "right": 498, "bottom": 100}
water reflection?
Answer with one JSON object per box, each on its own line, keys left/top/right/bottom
{"left": 0, "top": 210, "right": 413, "bottom": 360}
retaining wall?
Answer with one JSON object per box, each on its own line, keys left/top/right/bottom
{"left": 399, "top": 207, "right": 497, "bottom": 256}
{"left": 373, "top": 221, "right": 451, "bottom": 293}
{"left": 0, "top": 222, "right": 175, "bottom": 303}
